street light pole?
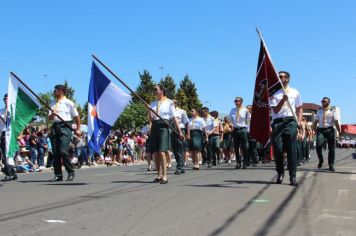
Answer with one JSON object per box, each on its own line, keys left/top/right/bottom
{"left": 158, "top": 66, "right": 164, "bottom": 80}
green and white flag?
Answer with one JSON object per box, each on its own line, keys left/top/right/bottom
{"left": 5, "top": 75, "right": 41, "bottom": 158}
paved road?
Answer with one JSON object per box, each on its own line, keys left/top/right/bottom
{"left": 0, "top": 149, "right": 356, "bottom": 236}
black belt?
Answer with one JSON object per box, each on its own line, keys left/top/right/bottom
{"left": 53, "top": 121, "right": 72, "bottom": 127}
{"left": 318, "top": 127, "right": 334, "bottom": 131}
{"left": 273, "top": 117, "right": 295, "bottom": 124}
{"left": 234, "top": 127, "right": 247, "bottom": 130}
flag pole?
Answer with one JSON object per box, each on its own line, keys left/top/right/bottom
{"left": 255, "top": 28, "right": 299, "bottom": 123}
{"left": 0, "top": 115, "right": 6, "bottom": 125}
{"left": 9, "top": 72, "right": 76, "bottom": 132}
{"left": 91, "top": 54, "right": 180, "bottom": 135}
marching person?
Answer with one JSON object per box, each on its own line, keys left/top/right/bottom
{"left": 48, "top": 85, "right": 81, "bottom": 182}
{"left": 149, "top": 84, "right": 183, "bottom": 184}
{"left": 0, "top": 94, "right": 18, "bottom": 182}
{"left": 229, "top": 97, "right": 251, "bottom": 169}
{"left": 270, "top": 71, "right": 303, "bottom": 186}
{"left": 221, "top": 116, "right": 233, "bottom": 164}
{"left": 141, "top": 123, "right": 153, "bottom": 171}
{"left": 171, "top": 100, "right": 189, "bottom": 175}
{"left": 201, "top": 107, "right": 218, "bottom": 168}
{"left": 187, "top": 108, "right": 207, "bottom": 170}
{"left": 247, "top": 105, "right": 258, "bottom": 167}
{"left": 313, "top": 97, "right": 341, "bottom": 171}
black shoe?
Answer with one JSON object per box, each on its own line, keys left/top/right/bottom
{"left": 2, "top": 175, "right": 17, "bottom": 182}
{"left": 276, "top": 174, "right": 284, "bottom": 184}
{"left": 329, "top": 165, "right": 335, "bottom": 172}
{"left": 160, "top": 179, "right": 168, "bottom": 184}
{"left": 153, "top": 178, "right": 162, "bottom": 183}
{"left": 174, "top": 170, "right": 182, "bottom": 175}
{"left": 252, "top": 163, "right": 257, "bottom": 167}
{"left": 66, "top": 172, "right": 75, "bottom": 181}
{"left": 235, "top": 163, "right": 241, "bottom": 169}
{"left": 318, "top": 161, "right": 323, "bottom": 169}
{"left": 290, "top": 178, "right": 297, "bottom": 186}
{"left": 243, "top": 165, "right": 247, "bottom": 169}
{"left": 49, "top": 176, "right": 63, "bottom": 182}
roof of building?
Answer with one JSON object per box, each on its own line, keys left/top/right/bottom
{"left": 303, "top": 103, "right": 321, "bottom": 111}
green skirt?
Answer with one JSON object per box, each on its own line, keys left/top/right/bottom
{"left": 150, "top": 120, "right": 171, "bottom": 153}
{"left": 189, "top": 130, "right": 204, "bottom": 151}
{"left": 221, "top": 132, "right": 233, "bottom": 150}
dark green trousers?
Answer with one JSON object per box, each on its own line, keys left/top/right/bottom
{"left": 248, "top": 138, "right": 258, "bottom": 165}
{"left": 232, "top": 127, "right": 249, "bottom": 165}
{"left": 172, "top": 129, "right": 186, "bottom": 171}
{"left": 316, "top": 127, "right": 336, "bottom": 166}
{"left": 50, "top": 122, "right": 74, "bottom": 177}
{"left": 272, "top": 119, "right": 297, "bottom": 179}
{"left": 208, "top": 135, "right": 221, "bottom": 165}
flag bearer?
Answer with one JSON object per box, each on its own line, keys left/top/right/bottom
{"left": 270, "top": 71, "right": 303, "bottom": 186}
{"left": 313, "top": 97, "right": 341, "bottom": 171}
{"left": 48, "top": 85, "right": 81, "bottom": 182}
{"left": 0, "top": 94, "right": 18, "bottom": 182}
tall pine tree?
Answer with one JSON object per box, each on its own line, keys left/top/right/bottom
{"left": 176, "top": 74, "right": 202, "bottom": 112}
{"left": 159, "top": 75, "right": 176, "bottom": 99}
{"left": 132, "top": 70, "right": 155, "bottom": 104}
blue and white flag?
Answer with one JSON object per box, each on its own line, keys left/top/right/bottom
{"left": 88, "top": 62, "right": 131, "bottom": 152}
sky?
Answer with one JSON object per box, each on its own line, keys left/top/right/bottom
{"left": 0, "top": 0, "right": 355, "bottom": 123}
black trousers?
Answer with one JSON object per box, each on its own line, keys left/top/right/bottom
{"left": 316, "top": 127, "right": 336, "bottom": 166}
{"left": 232, "top": 127, "right": 249, "bottom": 165}
{"left": 208, "top": 135, "right": 221, "bottom": 165}
{"left": 248, "top": 138, "right": 258, "bottom": 165}
{"left": 171, "top": 129, "right": 186, "bottom": 171}
{"left": 50, "top": 123, "right": 74, "bottom": 177}
{"left": 272, "top": 119, "right": 298, "bottom": 179}
{"left": 0, "top": 132, "right": 16, "bottom": 177}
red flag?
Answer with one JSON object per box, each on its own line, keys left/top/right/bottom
{"left": 250, "top": 41, "right": 282, "bottom": 146}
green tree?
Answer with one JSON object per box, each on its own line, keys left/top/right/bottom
{"left": 175, "top": 88, "right": 189, "bottom": 111}
{"left": 63, "top": 80, "right": 76, "bottom": 102}
{"left": 114, "top": 103, "right": 148, "bottom": 131}
{"left": 159, "top": 75, "right": 176, "bottom": 99}
{"left": 77, "top": 102, "right": 88, "bottom": 124}
{"left": 177, "top": 75, "right": 202, "bottom": 112}
{"left": 132, "top": 70, "right": 155, "bottom": 104}
{"left": 37, "top": 92, "right": 53, "bottom": 126}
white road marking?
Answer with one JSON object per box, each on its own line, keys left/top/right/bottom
{"left": 350, "top": 170, "right": 356, "bottom": 181}
{"left": 43, "top": 220, "right": 66, "bottom": 223}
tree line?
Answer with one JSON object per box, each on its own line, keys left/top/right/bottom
{"left": 37, "top": 71, "right": 202, "bottom": 131}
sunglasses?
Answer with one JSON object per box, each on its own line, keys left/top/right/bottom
{"left": 279, "top": 75, "right": 288, "bottom": 78}
{"left": 234, "top": 100, "right": 241, "bottom": 102}
{"left": 321, "top": 100, "right": 328, "bottom": 103}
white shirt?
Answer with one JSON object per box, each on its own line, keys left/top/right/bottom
{"left": 49, "top": 98, "right": 79, "bottom": 122}
{"left": 315, "top": 107, "right": 338, "bottom": 128}
{"left": 229, "top": 106, "right": 251, "bottom": 128}
{"left": 188, "top": 117, "right": 206, "bottom": 131}
{"left": 174, "top": 107, "right": 189, "bottom": 129}
{"left": 0, "top": 108, "right": 6, "bottom": 132}
{"left": 149, "top": 98, "right": 175, "bottom": 121}
{"left": 204, "top": 115, "right": 216, "bottom": 132}
{"left": 269, "top": 87, "right": 302, "bottom": 120}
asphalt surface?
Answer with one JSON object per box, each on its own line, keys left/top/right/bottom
{"left": 0, "top": 149, "right": 356, "bottom": 236}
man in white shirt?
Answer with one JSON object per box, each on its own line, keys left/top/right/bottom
{"left": 202, "top": 107, "right": 217, "bottom": 168}
{"left": 171, "top": 100, "right": 189, "bottom": 174}
{"left": 313, "top": 97, "right": 341, "bottom": 171}
{"left": 229, "top": 97, "right": 251, "bottom": 169}
{"left": 269, "top": 71, "right": 303, "bottom": 186}
{"left": 48, "top": 85, "right": 81, "bottom": 182}
{"left": 1, "top": 94, "right": 18, "bottom": 182}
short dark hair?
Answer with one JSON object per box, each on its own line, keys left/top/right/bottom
{"left": 322, "top": 97, "right": 331, "bottom": 103}
{"left": 156, "top": 84, "right": 166, "bottom": 96}
{"left": 202, "top": 107, "right": 209, "bottom": 112}
{"left": 3, "top": 94, "right": 8, "bottom": 99}
{"left": 278, "top": 71, "right": 290, "bottom": 78}
{"left": 235, "top": 97, "right": 243, "bottom": 102}
{"left": 54, "top": 85, "right": 66, "bottom": 95}
{"left": 210, "top": 111, "right": 218, "bottom": 118}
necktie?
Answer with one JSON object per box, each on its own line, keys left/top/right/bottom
{"left": 322, "top": 107, "right": 329, "bottom": 128}
{"left": 54, "top": 96, "right": 67, "bottom": 113}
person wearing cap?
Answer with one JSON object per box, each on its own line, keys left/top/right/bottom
{"left": 1, "top": 94, "right": 18, "bottom": 181}
{"left": 149, "top": 84, "right": 183, "bottom": 184}
{"left": 48, "top": 85, "right": 81, "bottom": 182}
{"left": 229, "top": 97, "right": 251, "bottom": 169}
{"left": 171, "top": 99, "right": 189, "bottom": 175}
{"left": 313, "top": 97, "right": 341, "bottom": 171}
{"left": 270, "top": 71, "right": 303, "bottom": 186}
